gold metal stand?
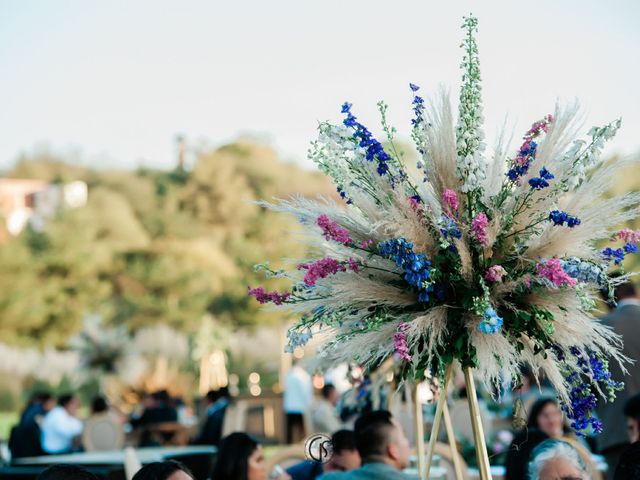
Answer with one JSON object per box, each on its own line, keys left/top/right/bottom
{"left": 424, "top": 363, "right": 453, "bottom": 479}
{"left": 414, "top": 383, "right": 426, "bottom": 480}
{"left": 464, "top": 367, "right": 492, "bottom": 480}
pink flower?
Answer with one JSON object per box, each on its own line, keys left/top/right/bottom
{"left": 408, "top": 197, "right": 420, "bottom": 212}
{"left": 360, "top": 239, "right": 375, "bottom": 249}
{"left": 393, "top": 322, "right": 411, "bottom": 362}
{"left": 442, "top": 189, "right": 459, "bottom": 212}
{"left": 536, "top": 258, "right": 577, "bottom": 287}
{"left": 471, "top": 213, "right": 489, "bottom": 246}
{"left": 317, "top": 214, "right": 351, "bottom": 245}
{"left": 347, "top": 258, "right": 360, "bottom": 273}
{"left": 298, "top": 257, "right": 347, "bottom": 286}
{"left": 617, "top": 228, "right": 640, "bottom": 244}
{"left": 484, "top": 265, "right": 507, "bottom": 283}
{"left": 247, "top": 286, "right": 290, "bottom": 305}
{"left": 522, "top": 276, "right": 532, "bottom": 289}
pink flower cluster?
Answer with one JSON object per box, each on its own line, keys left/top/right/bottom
{"left": 298, "top": 257, "right": 358, "bottom": 287}
{"left": 484, "top": 265, "right": 507, "bottom": 283}
{"left": 360, "top": 239, "right": 375, "bottom": 249}
{"left": 471, "top": 212, "right": 489, "bottom": 246}
{"left": 536, "top": 258, "right": 577, "bottom": 287}
{"left": 524, "top": 114, "right": 554, "bottom": 141}
{"left": 442, "top": 188, "right": 459, "bottom": 212}
{"left": 247, "top": 286, "right": 291, "bottom": 305}
{"left": 393, "top": 322, "right": 411, "bottom": 362}
{"left": 617, "top": 228, "right": 640, "bottom": 244}
{"left": 317, "top": 214, "right": 351, "bottom": 245}
{"left": 408, "top": 196, "right": 420, "bottom": 212}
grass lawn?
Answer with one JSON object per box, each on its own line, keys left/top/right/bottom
{"left": 0, "top": 411, "right": 18, "bottom": 441}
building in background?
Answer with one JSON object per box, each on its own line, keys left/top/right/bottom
{"left": 0, "top": 178, "right": 87, "bottom": 236}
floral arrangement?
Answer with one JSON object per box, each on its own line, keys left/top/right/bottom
{"left": 248, "top": 15, "right": 639, "bottom": 434}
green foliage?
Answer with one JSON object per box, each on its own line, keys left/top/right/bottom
{"left": 0, "top": 141, "right": 335, "bottom": 347}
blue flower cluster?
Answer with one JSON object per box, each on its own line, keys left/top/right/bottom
{"left": 528, "top": 167, "right": 555, "bottom": 190}
{"left": 342, "top": 102, "right": 392, "bottom": 176}
{"left": 561, "top": 347, "right": 623, "bottom": 435}
{"left": 439, "top": 215, "right": 462, "bottom": 240}
{"left": 601, "top": 242, "right": 638, "bottom": 265}
{"left": 559, "top": 258, "right": 603, "bottom": 284}
{"left": 549, "top": 210, "right": 581, "bottom": 228}
{"left": 506, "top": 141, "right": 538, "bottom": 181}
{"left": 409, "top": 83, "right": 425, "bottom": 127}
{"left": 284, "top": 328, "right": 313, "bottom": 353}
{"left": 378, "top": 237, "right": 434, "bottom": 303}
{"left": 479, "top": 307, "right": 503, "bottom": 334}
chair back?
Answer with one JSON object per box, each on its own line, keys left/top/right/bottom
{"left": 83, "top": 414, "right": 125, "bottom": 452}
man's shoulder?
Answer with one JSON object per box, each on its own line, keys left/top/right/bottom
{"left": 320, "top": 464, "right": 417, "bottom": 480}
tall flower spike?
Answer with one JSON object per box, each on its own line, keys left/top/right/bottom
{"left": 456, "top": 14, "right": 486, "bottom": 195}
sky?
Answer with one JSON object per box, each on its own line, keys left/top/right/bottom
{"left": 1, "top": 0, "right": 639, "bottom": 171}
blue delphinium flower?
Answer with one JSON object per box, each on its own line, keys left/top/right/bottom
{"left": 528, "top": 167, "right": 555, "bottom": 190}
{"left": 549, "top": 210, "right": 581, "bottom": 228}
{"left": 341, "top": 102, "right": 392, "bottom": 176}
{"left": 479, "top": 307, "right": 503, "bottom": 334}
{"left": 284, "top": 328, "right": 313, "bottom": 352}
{"left": 409, "top": 83, "right": 420, "bottom": 92}
{"left": 439, "top": 215, "right": 462, "bottom": 240}
{"left": 624, "top": 242, "right": 638, "bottom": 254}
{"left": 378, "top": 238, "right": 434, "bottom": 303}
{"left": 506, "top": 141, "right": 538, "bottom": 181}
{"left": 602, "top": 247, "right": 625, "bottom": 265}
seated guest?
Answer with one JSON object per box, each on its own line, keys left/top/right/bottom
{"left": 37, "top": 465, "right": 99, "bottom": 480}
{"left": 320, "top": 410, "right": 415, "bottom": 480}
{"left": 132, "top": 460, "right": 195, "bottom": 480}
{"left": 614, "top": 441, "right": 640, "bottom": 480}
{"left": 193, "top": 387, "right": 230, "bottom": 446}
{"left": 311, "top": 384, "right": 342, "bottom": 434}
{"left": 20, "top": 392, "right": 55, "bottom": 426}
{"left": 287, "top": 430, "right": 360, "bottom": 480}
{"left": 624, "top": 393, "right": 640, "bottom": 444}
{"left": 131, "top": 390, "right": 178, "bottom": 427}
{"left": 504, "top": 429, "right": 550, "bottom": 480}
{"left": 528, "top": 397, "right": 567, "bottom": 439}
{"left": 528, "top": 439, "right": 590, "bottom": 480}
{"left": 41, "top": 394, "right": 83, "bottom": 454}
{"left": 213, "top": 432, "right": 291, "bottom": 480}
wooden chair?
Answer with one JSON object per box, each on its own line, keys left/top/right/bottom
{"left": 82, "top": 414, "right": 125, "bottom": 452}
{"left": 265, "top": 444, "right": 306, "bottom": 475}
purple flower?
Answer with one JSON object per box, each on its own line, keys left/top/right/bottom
{"left": 549, "top": 210, "right": 581, "bottom": 228}
{"left": 471, "top": 213, "right": 489, "bottom": 246}
{"left": 317, "top": 214, "right": 352, "bottom": 245}
{"left": 298, "top": 257, "right": 347, "bottom": 286}
{"left": 248, "top": 286, "right": 291, "bottom": 305}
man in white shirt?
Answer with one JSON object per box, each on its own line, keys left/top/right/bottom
{"left": 284, "top": 360, "right": 312, "bottom": 443}
{"left": 41, "top": 394, "right": 83, "bottom": 454}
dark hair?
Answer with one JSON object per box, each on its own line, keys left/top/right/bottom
{"left": 206, "top": 387, "right": 230, "bottom": 404}
{"left": 614, "top": 441, "right": 640, "bottom": 480}
{"left": 212, "top": 432, "right": 260, "bottom": 480}
{"left": 331, "top": 429, "right": 356, "bottom": 453}
{"left": 33, "top": 392, "right": 53, "bottom": 404}
{"left": 37, "top": 465, "right": 99, "bottom": 480}
{"left": 615, "top": 280, "right": 637, "bottom": 302}
{"left": 354, "top": 410, "right": 396, "bottom": 461}
{"left": 91, "top": 396, "right": 108, "bottom": 414}
{"left": 58, "top": 394, "right": 75, "bottom": 408}
{"left": 624, "top": 393, "right": 640, "bottom": 420}
{"left": 321, "top": 384, "right": 336, "bottom": 400}
{"left": 152, "top": 390, "right": 171, "bottom": 404}
{"left": 527, "top": 397, "right": 558, "bottom": 429}
{"left": 132, "top": 460, "right": 194, "bottom": 480}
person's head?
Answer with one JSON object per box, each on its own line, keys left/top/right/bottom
{"left": 614, "top": 280, "right": 637, "bottom": 303}
{"left": 213, "top": 432, "right": 264, "bottom": 480}
{"left": 37, "top": 464, "right": 99, "bottom": 480}
{"left": 504, "top": 429, "right": 550, "bottom": 480}
{"left": 32, "top": 392, "right": 55, "bottom": 412}
{"left": 324, "top": 429, "right": 361, "bottom": 473}
{"left": 91, "top": 395, "right": 108, "bottom": 415}
{"left": 354, "top": 410, "right": 410, "bottom": 469}
{"left": 321, "top": 384, "right": 339, "bottom": 406}
{"left": 205, "top": 389, "right": 220, "bottom": 406}
{"left": 132, "top": 460, "right": 195, "bottom": 480}
{"left": 528, "top": 439, "right": 589, "bottom": 480}
{"left": 528, "top": 398, "right": 565, "bottom": 438}
{"left": 152, "top": 390, "right": 171, "bottom": 406}
{"left": 58, "top": 394, "right": 80, "bottom": 416}
{"left": 624, "top": 393, "right": 640, "bottom": 443}
{"left": 614, "top": 441, "right": 640, "bottom": 480}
